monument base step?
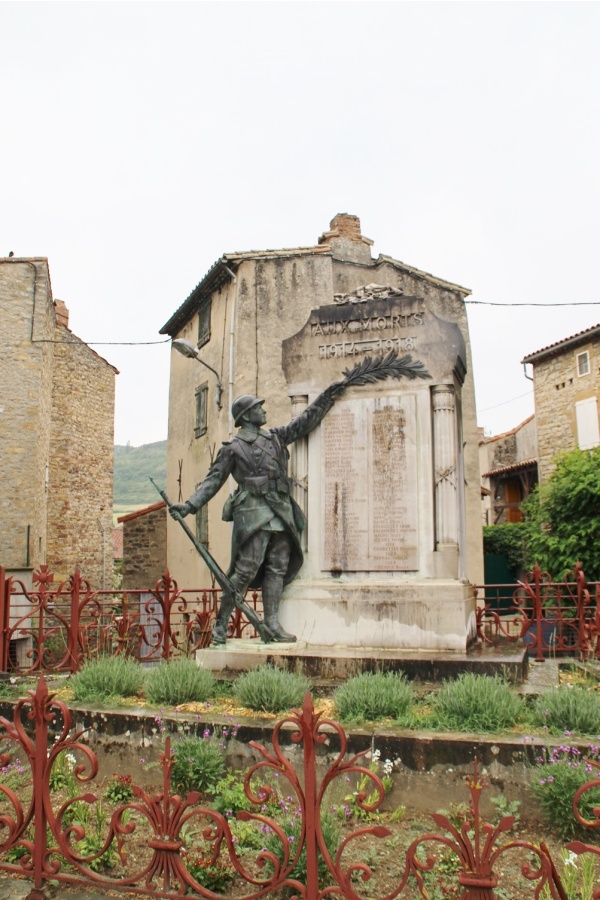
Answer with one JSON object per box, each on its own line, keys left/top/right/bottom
{"left": 196, "top": 639, "right": 529, "bottom": 685}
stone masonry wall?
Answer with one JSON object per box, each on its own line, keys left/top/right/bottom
{"left": 533, "top": 337, "right": 600, "bottom": 483}
{"left": 120, "top": 502, "right": 167, "bottom": 590}
{"left": 0, "top": 259, "right": 55, "bottom": 570}
{"left": 46, "top": 328, "right": 117, "bottom": 587}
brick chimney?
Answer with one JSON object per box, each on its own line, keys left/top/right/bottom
{"left": 318, "top": 213, "right": 374, "bottom": 263}
{"left": 54, "top": 299, "right": 69, "bottom": 328}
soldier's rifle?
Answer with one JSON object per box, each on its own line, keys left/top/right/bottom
{"left": 150, "top": 479, "right": 274, "bottom": 644}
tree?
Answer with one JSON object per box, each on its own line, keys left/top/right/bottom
{"left": 521, "top": 446, "right": 600, "bottom": 581}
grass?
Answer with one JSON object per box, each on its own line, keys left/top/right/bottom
{"left": 69, "top": 655, "right": 146, "bottom": 703}
{"left": 145, "top": 658, "right": 216, "bottom": 706}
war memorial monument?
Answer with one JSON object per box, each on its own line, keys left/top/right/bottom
{"left": 161, "top": 215, "right": 480, "bottom": 663}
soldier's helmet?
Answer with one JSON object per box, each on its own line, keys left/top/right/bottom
{"left": 232, "top": 395, "right": 265, "bottom": 426}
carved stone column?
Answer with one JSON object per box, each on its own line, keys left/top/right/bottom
{"left": 432, "top": 385, "right": 459, "bottom": 549}
{"left": 289, "top": 394, "right": 309, "bottom": 551}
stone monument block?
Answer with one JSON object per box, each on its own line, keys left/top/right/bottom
{"left": 280, "top": 285, "right": 476, "bottom": 651}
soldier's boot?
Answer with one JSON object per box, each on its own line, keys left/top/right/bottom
{"left": 211, "top": 594, "right": 236, "bottom": 645}
{"left": 261, "top": 575, "right": 296, "bottom": 642}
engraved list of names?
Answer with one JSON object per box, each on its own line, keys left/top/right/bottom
{"left": 321, "top": 396, "right": 418, "bottom": 571}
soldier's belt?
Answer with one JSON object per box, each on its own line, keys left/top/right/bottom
{"left": 243, "top": 476, "right": 291, "bottom": 495}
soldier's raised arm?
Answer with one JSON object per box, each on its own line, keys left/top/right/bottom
{"left": 277, "top": 379, "right": 346, "bottom": 446}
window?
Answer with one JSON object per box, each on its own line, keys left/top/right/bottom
{"left": 196, "top": 502, "right": 208, "bottom": 547}
{"left": 577, "top": 350, "right": 590, "bottom": 377}
{"left": 575, "top": 396, "right": 600, "bottom": 450}
{"left": 197, "top": 298, "right": 211, "bottom": 348}
{"left": 195, "top": 383, "right": 208, "bottom": 438}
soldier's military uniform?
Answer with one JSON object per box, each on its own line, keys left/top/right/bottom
{"left": 181, "top": 388, "right": 338, "bottom": 643}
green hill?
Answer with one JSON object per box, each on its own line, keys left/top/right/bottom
{"left": 113, "top": 441, "right": 167, "bottom": 514}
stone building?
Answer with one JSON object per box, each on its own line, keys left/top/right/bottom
{"left": 118, "top": 501, "right": 167, "bottom": 591}
{"left": 522, "top": 324, "right": 600, "bottom": 483}
{"left": 160, "top": 214, "right": 483, "bottom": 649}
{"left": 0, "top": 257, "right": 117, "bottom": 588}
{"left": 479, "top": 416, "right": 538, "bottom": 524}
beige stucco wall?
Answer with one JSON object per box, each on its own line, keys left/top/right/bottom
{"left": 532, "top": 338, "right": 600, "bottom": 483}
{"left": 515, "top": 416, "right": 537, "bottom": 463}
{"left": 166, "top": 228, "right": 483, "bottom": 587}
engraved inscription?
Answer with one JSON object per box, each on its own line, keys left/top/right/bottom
{"left": 319, "top": 336, "right": 417, "bottom": 359}
{"left": 321, "top": 397, "right": 418, "bottom": 572}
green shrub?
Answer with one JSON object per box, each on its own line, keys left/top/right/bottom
{"left": 211, "top": 772, "right": 254, "bottom": 817}
{"left": 235, "top": 664, "right": 310, "bottom": 713}
{"left": 483, "top": 522, "right": 528, "bottom": 573}
{"left": 533, "top": 686, "right": 600, "bottom": 736}
{"left": 70, "top": 655, "right": 145, "bottom": 703}
{"left": 171, "top": 736, "right": 226, "bottom": 796}
{"left": 333, "top": 671, "right": 413, "bottom": 722}
{"left": 530, "top": 744, "right": 600, "bottom": 839}
{"left": 521, "top": 447, "right": 600, "bottom": 580}
{"left": 145, "top": 658, "right": 216, "bottom": 706}
{"left": 432, "top": 673, "right": 524, "bottom": 733}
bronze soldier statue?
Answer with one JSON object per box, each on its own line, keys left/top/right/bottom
{"left": 169, "top": 382, "right": 345, "bottom": 644}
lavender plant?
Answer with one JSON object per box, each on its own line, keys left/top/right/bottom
{"left": 531, "top": 742, "right": 600, "bottom": 839}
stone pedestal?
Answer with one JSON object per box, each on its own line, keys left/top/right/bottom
{"left": 281, "top": 286, "right": 477, "bottom": 652}
{"left": 280, "top": 580, "right": 476, "bottom": 650}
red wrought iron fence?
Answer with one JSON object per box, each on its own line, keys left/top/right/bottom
{"left": 1, "top": 561, "right": 599, "bottom": 674}
{"left": 475, "top": 562, "right": 600, "bottom": 662}
{"left": 0, "top": 566, "right": 262, "bottom": 674}
{"left": 0, "top": 677, "right": 599, "bottom": 898}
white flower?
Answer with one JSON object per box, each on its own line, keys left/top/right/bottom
{"left": 564, "top": 851, "right": 578, "bottom": 869}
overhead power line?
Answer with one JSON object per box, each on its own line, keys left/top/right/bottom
{"left": 32, "top": 338, "right": 171, "bottom": 346}
{"left": 477, "top": 390, "right": 533, "bottom": 414}
{"left": 85, "top": 339, "right": 171, "bottom": 346}
{"left": 466, "top": 300, "right": 600, "bottom": 307}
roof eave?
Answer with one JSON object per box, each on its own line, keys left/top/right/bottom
{"left": 483, "top": 459, "right": 538, "bottom": 478}
{"left": 522, "top": 325, "right": 600, "bottom": 364}
{"left": 376, "top": 255, "right": 471, "bottom": 297}
{"left": 159, "top": 257, "right": 235, "bottom": 337}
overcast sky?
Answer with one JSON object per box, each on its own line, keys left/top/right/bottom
{"left": 2, "top": 2, "right": 599, "bottom": 446}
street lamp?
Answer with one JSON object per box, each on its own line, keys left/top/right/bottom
{"left": 172, "top": 339, "right": 224, "bottom": 409}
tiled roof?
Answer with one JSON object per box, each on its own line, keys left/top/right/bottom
{"left": 159, "top": 247, "right": 332, "bottom": 337}
{"left": 482, "top": 459, "right": 538, "bottom": 478}
{"left": 522, "top": 324, "right": 600, "bottom": 364}
{"left": 159, "top": 246, "right": 471, "bottom": 338}
{"left": 479, "top": 415, "right": 535, "bottom": 445}
{"left": 117, "top": 500, "right": 166, "bottom": 524}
